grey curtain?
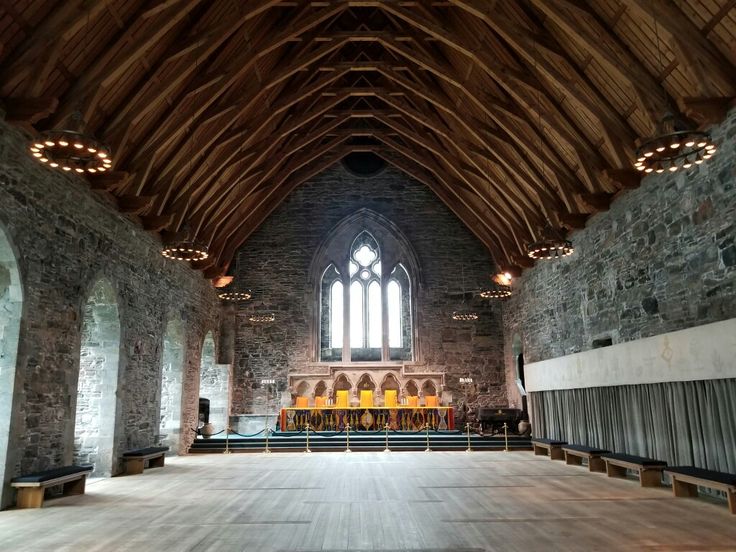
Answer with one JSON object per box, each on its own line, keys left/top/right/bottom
{"left": 530, "top": 378, "right": 736, "bottom": 473}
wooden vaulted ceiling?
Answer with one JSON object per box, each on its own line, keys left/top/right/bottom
{"left": 1, "top": 1, "right": 735, "bottom": 278}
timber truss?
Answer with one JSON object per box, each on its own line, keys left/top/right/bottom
{"left": 1, "top": 0, "right": 734, "bottom": 277}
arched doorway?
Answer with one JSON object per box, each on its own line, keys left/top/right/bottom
{"left": 74, "top": 279, "right": 120, "bottom": 476}
{"left": 0, "top": 226, "right": 22, "bottom": 500}
{"left": 159, "top": 314, "right": 184, "bottom": 453}
{"left": 199, "top": 332, "right": 228, "bottom": 432}
{"left": 512, "top": 334, "right": 527, "bottom": 418}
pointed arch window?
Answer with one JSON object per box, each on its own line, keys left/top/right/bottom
{"left": 320, "top": 230, "right": 414, "bottom": 362}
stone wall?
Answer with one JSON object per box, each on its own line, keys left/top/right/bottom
{"left": 0, "top": 118, "right": 219, "bottom": 507}
{"left": 503, "top": 107, "right": 736, "bottom": 403}
{"left": 231, "top": 164, "right": 506, "bottom": 413}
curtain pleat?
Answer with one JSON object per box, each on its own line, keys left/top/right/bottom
{"left": 529, "top": 378, "right": 736, "bottom": 472}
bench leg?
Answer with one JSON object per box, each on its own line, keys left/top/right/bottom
{"left": 125, "top": 459, "right": 146, "bottom": 475}
{"left": 150, "top": 455, "right": 165, "bottom": 469}
{"left": 672, "top": 478, "right": 698, "bottom": 498}
{"left": 588, "top": 457, "right": 606, "bottom": 473}
{"left": 533, "top": 445, "right": 545, "bottom": 456}
{"left": 565, "top": 452, "right": 583, "bottom": 466}
{"left": 63, "top": 476, "right": 87, "bottom": 496}
{"left": 16, "top": 488, "right": 45, "bottom": 509}
{"left": 606, "top": 463, "right": 627, "bottom": 478}
{"left": 639, "top": 469, "right": 662, "bottom": 488}
{"left": 550, "top": 447, "right": 565, "bottom": 461}
{"left": 727, "top": 490, "right": 735, "bottom": 515}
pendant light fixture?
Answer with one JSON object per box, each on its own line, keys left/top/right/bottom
{"left": 526, "top": 224, "right": 574, "bottom": 260}
{"left": 28, "top": 14, "right": 112, "bottom": 174}
{"left": 524, "top": 37, "right": 574, "bottom": 262}
{"left": 634, "top": 10, "right": 716, "bottom": 174}
{"left": 480, "top": 271, "right": 513, "bottom": 299}
{"left": 29, "top": 112, "right": 112, "bottom": 174}
{"left": 479, "top": 284, "right": 512, "bottom": 299}
{"left": 452, "top": 264, "right": 479, "bottom": 321}
{"left": 161, "top": 223, "right": 208, "bottom": 262}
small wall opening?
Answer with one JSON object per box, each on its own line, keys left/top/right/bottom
{"left": 0, "top": 226, "right": 22, "bottom": 503}
{"left": 159, "top": 315, "right": 184, "bottom": 453}
{"left": 74, "top": 279, "right": 120, "bottom": 477}
{"left": 592, "top": 336, "right": 614, "bottom": 349}
{"left": 199, "top": 332, "right": 229, "bottom": 432}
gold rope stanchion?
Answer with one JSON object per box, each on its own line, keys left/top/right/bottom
{"left": 263, "top": 425, "right": 271, "bottom": 454}
{"left": 503, "top": 422, "right": 509, "bottom": 452}
{"left": 384, "top": 423, "right": 390, "bottom": 453}
{"left": 465, "top": 422, "right": 472, "bottom": 453}
{"left": 223, "top": 424, "right": 232, "bottom": 454}
{"left": 305, "top": 422, "right": 312, "bottom": 453}
{"left": 424, "top": 422, "right": 431, "bottom": 453}
{"left": 345, "top": 423, "right": 352, "bottom": 453}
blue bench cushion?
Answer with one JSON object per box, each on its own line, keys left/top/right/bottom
{"left": 11, "top": 465, "right": 93, "bottom": 484}
{"left": 123, "top": 446, "right": 169, "bottom": 457}
{"left": 563, "top": 444, "right": 609, "bottom": 455}
{"left": 666, "top": 466, "right": 736, "bottom": 486}
{"left": 531, "top": 438, "right": 567, "bottom": 446}
{"left": 601, "top": 453, "right": 666, "bottom": 467}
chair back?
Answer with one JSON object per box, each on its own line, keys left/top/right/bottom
{"left": 335, "top": 390, "right": 349, "bottom": 408}
{"left": 407, "top": 395, "right": 419, "bottom": 407}
{"left": 314, "top": 396, "right": 326, "bottom": 408}
{"left": 360, "top": 389, "right": 374, "bottom": 408}
{"left": 295, "top": 396, "right": 309, "bottom": 408}
{"left": 425, "top": 395, "right": 439, "bottom": 407}
{"left": 384, "top": 389, "right": 398, "bottom": 407}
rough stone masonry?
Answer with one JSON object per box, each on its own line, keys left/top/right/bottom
{"left": 503, "top": 107, "right": 736, "bottom": 404}
{"left": 0, "top": 118, "right": 219, "bottom": 508}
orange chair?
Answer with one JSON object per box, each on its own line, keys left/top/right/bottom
{"left": 425, "top": 395, "right": 439, "bottom": 407}
{"left": 407, "top": 395, "right": 419, "bottom": 407}
{"left": 295, "top": 396, "right": 309, "bottom": 408}
{"left": 384, "top": 389, "right": 398, "bottom": 407}
{"left": 314, "top": 396, "right": 326, "bottom": 408}
{"left": 360, "top": 390, "right": 374, "bottom": 408}
{"left": 335, "top": 390, "right": 349, "bottom": 408}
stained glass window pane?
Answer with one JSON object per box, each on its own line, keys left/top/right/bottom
{"left": 368, "top": 281, "right": 382, "bottom": 348}
{"left": 330, "top": 281, "right": 343, "bottom": 349}
{"left": 388, "top": 280, "right": 401, "bottom": 348}
{"left": 350, "top": 281, "right": 363, "bottom": 348}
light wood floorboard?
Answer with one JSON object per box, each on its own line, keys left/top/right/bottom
{"left": 0, "top": 452, "right": 735, "bottom": 551}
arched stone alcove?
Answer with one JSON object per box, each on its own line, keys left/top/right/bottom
{"left": 0, "top": 225, "right": 22, "bottom": 501}
{"left": 74, "top": 278, "right": 120, "bottom": 477}
{"left": 159, "top": 314, "right": 184, "bottom": 453}
{"left": 199, "top": 332, "right": 229, "bottom": 432}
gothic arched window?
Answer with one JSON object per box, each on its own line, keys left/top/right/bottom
{"left": 319, "top": 229, "right": 414, "bottom": 362}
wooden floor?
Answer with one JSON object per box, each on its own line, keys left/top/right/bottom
{"left": 1, "top": 451, "right": 734, "bottom": 551}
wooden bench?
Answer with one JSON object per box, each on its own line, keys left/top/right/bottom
{"left": 601, "top": 453, "right": 667, "bottom": 487}
{"left": 562, "top": 444, "right": 610, "bottom": 472}
{"left": 11, "top": 465, "right": 93, "bottom": 509}
{"left": 665, "top": 466, "right": 736, "bottom": 514}
{"left": 122, "top": 446, "right": 169, "bottom": 475}
{"left": 531, "top": 438, "right": 567, "bottom": 460}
